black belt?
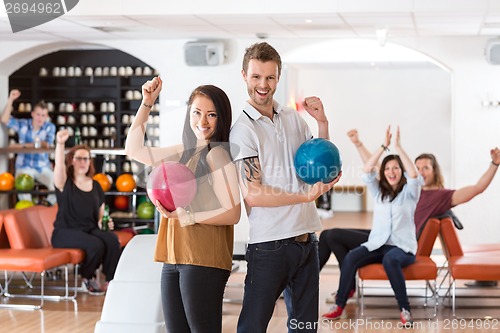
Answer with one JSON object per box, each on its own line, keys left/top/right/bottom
{"left": 253, "top": 233, "right": 316, "bottom": 247}
{"left": 280, "top": 233, "right": 313, "bottom": 243}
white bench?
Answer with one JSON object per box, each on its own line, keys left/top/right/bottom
{"left": 94, "top": 235, "right": 165, "bottom": 333}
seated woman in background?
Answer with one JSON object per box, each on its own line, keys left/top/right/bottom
{"left": 322, "top": 126, "right": 422, "bottom": 327}
{"left": 319, "top": 129, "right": 500, "bottom": 301}
{"left": 51, "top": 129, "right": 121, "bottom": 295}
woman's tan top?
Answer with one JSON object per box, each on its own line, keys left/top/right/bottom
{"left": 154, "top": 153, "right": 234, "bottom": 271}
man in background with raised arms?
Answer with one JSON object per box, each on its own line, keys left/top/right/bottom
{"left": 1, "top": 89, "right": 56, "bottom": 205}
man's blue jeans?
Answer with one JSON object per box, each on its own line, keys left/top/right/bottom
{"left": 237, "top": 233, "right": 320, "bottom": 333}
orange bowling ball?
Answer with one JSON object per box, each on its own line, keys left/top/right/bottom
{"left": 116, "top": 174, "right": 136, "bottom": 192}
{"left": 0, "top": 172, "right": 15, "bottom": 191}
{"left": 93, "top": 173, "right": 112, "bottom": 192}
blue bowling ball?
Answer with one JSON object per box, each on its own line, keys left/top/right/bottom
{"left": 294, "top": 138, "right": 342, "bottom": 185}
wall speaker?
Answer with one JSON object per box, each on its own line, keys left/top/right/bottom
{"left": 184, "top": 41, "right": 225, "bottom": 66}
{"left": 485, "top": 39, "right": 500, "bottom": 65}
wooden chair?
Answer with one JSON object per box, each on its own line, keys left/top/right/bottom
{"left": 0, "top": 214, "right": 71, "bottom": 309}
{"left": 439, "top": 217, "right": 500, "bottom": 316}
{"left": 357, "top": 218, "right": 440, "bottom": 317}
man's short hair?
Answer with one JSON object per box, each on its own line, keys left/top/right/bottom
{"left": 33, "top": 100, "right": 48, "bottom": 111}
{"left": 242, "top": 42, "right": 282, "bottom": 77}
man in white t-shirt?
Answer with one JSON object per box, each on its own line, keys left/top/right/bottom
{"left": 230, "top": 42, "right": 342, "bottom": 333}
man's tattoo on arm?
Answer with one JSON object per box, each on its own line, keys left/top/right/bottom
{"left": 238, "top": 157, "right": 261, "bottom": 183}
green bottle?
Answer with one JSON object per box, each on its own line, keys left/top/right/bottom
{"left": 102, "top": 204, "right": 110, "bottom": 231}
{"left": 74, "top": 127, "right": 82, "bottom": 145}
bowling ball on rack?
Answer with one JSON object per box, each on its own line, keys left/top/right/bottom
{"left": 0, "top": 172, "right": 15, "bottom": 191}
{"left": 137, "top": 201, "right": 155, "bottom": 219}
{"left": 15, "top": 200, "right": 35, "bottom": 210}
{"left": 93, "top": 173, "right": 112, "bottom": 192}
{"left": 146, "top": 161, "right": 197, "bottom": 212}
{"left": 14, "top": 174, "right": 35, "bottom": 191}
{"left": 137, "top": 195, "right": 151, "bottom": 205}
{"left": 114, "top": 195, "right": 129, "bottom": 211}
{"left": 116, "top": 173, "right": 136, "bottom": 192}
{"left": 294, "top": 138, "right": 342, "bottom": 185}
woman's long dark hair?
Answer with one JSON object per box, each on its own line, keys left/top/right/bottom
{"left": 65, "top": 144, "right": 95, "bottom": 181}
{"left": 178, "top": 85, "right": 232, "bottom": 178}
{"left": 379, "top": 154, "right": 406, "bottom": 202}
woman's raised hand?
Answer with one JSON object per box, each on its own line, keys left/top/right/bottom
{"left": 384, "top": 125, "right": 392, "bottom": 148}
{"left": 56, "top": 129, "right": 69, "bottom": 144}
{"left": 394, "top": 126, "right": 401, "bottom": 147}
{"left": 347, "top": 129, "right": 361, "bottom": 146}
{"left": 491, "top": 147, "right": 500, "bottom": 165}
{"left": 142, "top": 76, "right": 162, "bottom": 106}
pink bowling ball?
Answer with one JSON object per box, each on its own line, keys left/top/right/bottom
{"left": 147, "top": 161, "right": 197, "bottom": 211}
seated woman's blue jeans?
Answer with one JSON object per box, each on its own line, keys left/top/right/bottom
{"left": 336, "top": 245, "right": 415, "bottom": 311}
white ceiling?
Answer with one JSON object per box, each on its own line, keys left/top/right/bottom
{"left": 1, "top": 0, "right": 500, "bottom": 42}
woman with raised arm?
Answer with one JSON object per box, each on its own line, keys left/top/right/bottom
{"left": 125, "top": 76, "right": 240, "bottom": 333}
{"left": 51, "top": 129, "right": 121, "bottom": 295}
{"left": 322, "top": 126, "right": 422, "bottom": 327}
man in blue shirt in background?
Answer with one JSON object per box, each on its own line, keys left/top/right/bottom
{"left": 2, "top": 89, "right": 56, "bottom": 205}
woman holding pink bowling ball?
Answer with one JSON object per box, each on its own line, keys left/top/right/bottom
{"left": 125, "top": 76, "right": 241, "bottom": 333}
{"left": 146, "top": 161, "right": 197, "bottom": 212}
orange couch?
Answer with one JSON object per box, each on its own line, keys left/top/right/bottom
{"left": 0, "top": 214, "right": 71, "bottom": 309}
{"left": 3, "top": 205, "right": 133, "bottom": 299}
{"left": 439, "top": 217, "right": 500, "bottom": 316}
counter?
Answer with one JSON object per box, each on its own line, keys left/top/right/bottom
{"left": 0, "top": 147, "right": 126, "bottom": 156}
